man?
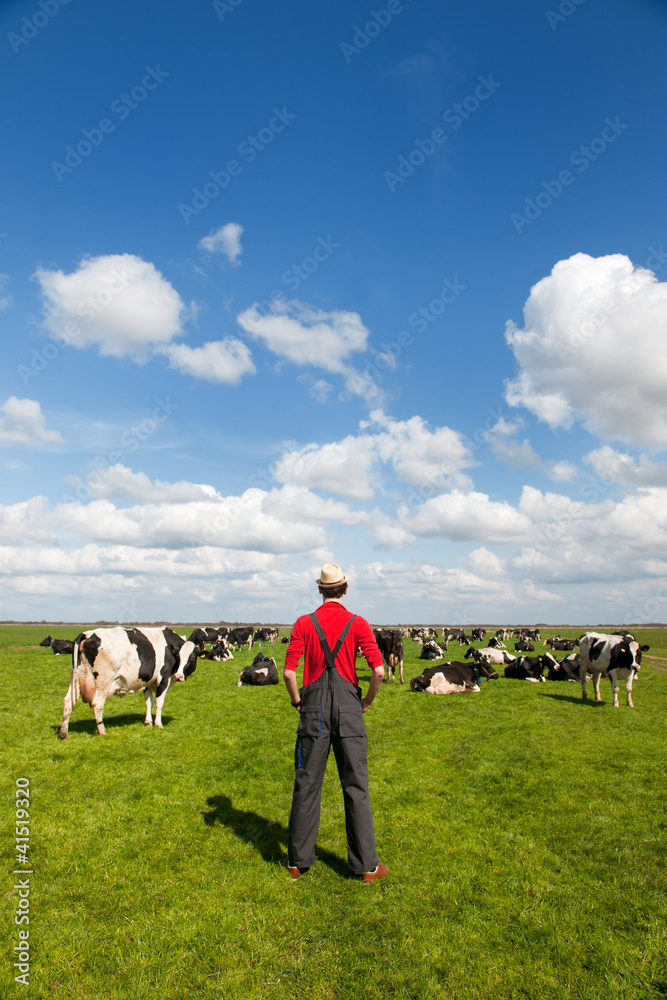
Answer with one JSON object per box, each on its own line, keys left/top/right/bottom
{"left": 283, "top": 562, "right": 388, "bottom": 884}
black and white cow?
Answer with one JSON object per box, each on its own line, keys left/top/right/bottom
{"left": 255, "top": 627, "right": 279, "bottom": 646}
{"left": 471, "top": 628, "right": 486, "bottom": 641}
{"left": 514, "top": 640, "right": 535, "bottom": 652}
{"left": 504, "top": 654, "right": 554, "bottom": 682}
{"left": 40, "top": 636, "right": 75, "bottom": 655}
{"left": 419, "top": 640, "right": 446, "bottom": 661}
{"left": 228, "top": 627, "right": 255, "bottom": 650}
{"left": 465, "top": 646, "right": 517, "bottom": 667}
{"left": 188, "top": 628, "right": 211, "bottom": 648}
{"left": 579, "top": 632, "right": 649, "bottom": 707}
{"left": 523, "top": 628, "right": 541, "bottom": 642}
{"left": 237, "top": 653, "right": 279, "bottom": 686}
{"left": 201, "top": 638, "right": 234, "bottom": 661}
{"left": 188, "top": 627, "right": 228, "bottom": 646}
{"left": 488, "top": 636, "right": 507, "bottom": 649}
{"left": 546, "top": 652, "right": 580, "bottom": 682}
{"left": 410, "top": 662, "right": 481, "bottom": 694}
{"left": 410, "top": 657, "right": 499, "bottom": 693}
{"left": 58, "top": 627, "right": 199, "bottom": 739}
{"left": 373, "top": 629, "right": 404, "bottom": 685}
{"left": 546, "top": 637, "right": 577, "bottom": 651}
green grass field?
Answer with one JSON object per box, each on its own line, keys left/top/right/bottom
{"left": 2, "top": 624, "right": 667, "bottom": 1000}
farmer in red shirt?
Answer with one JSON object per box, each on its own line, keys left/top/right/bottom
{"left": 283, "top": 562, "right": 388, "bottom": 884}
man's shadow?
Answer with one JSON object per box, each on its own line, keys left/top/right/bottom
{"left": 202, "top": 795, "right": 351, "bottom": 877}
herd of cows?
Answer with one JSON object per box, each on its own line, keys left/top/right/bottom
{"left": 41, "top": 623, "right": 651, "bottom": 739}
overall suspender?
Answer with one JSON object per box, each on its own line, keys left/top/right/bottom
{"left": 308, "top": 613, "right": 356, "bottom": 672}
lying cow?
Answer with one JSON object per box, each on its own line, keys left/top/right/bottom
{"left": 237, "top": 653, "right": 279, "bottom": 687}
{"left": 514, "top": 640, "right": 535, "bottom": 652}
{"left": 40, "top": 635, "right": 75, "bottom": 655}
{"left": 373, "top": 629, "right": 404, "bottom": 684}
{"left": 504, "top": 654, "right": 555, "bottom": 682}
{"left": 201, "top": 638, "right": 234, "bottom": 661}
{"left": 58, "top": 627, "right": 199, "bottom": 738}
{"left": 419, "top": 640, "right": 446, "bottom": 661}
{"left": 465, "top": 646, "right": 517, "bottom": 666}
{"left": 410, "top": 658, "right": 499, "bottom": 694}
{"left": 546, "top": 652, "right": 580, "bottom": 682}
{"left": 410, "top": 662, "right": 481, "bottom": 694}
{"left": 579, "top": 632, "right": 649, "bottom": 707}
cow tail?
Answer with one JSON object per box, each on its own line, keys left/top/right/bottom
{"left": 70, "top": 634, "right": 81, "bottom": 706}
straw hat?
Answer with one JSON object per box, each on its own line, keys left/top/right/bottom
{"left": 316, "top": 562, "right": 350, "bottom": 588}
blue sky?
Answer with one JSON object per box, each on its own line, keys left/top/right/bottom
{"left": 2, "top": 0, "right": 667, "bottom": 626}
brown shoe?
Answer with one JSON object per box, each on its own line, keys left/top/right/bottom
{"left": 282, "top": 857, "right": 306, "bottom": 880}
{"left": 359, "top": 863, "right": 389, "bottom": 884}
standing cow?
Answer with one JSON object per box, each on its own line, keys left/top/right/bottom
{"left": 579, "top": 632, "right": 649, "bottom": 707}
{"left": 373, "top": 629, "right": 404, "bottom": 684}
{"left": 58, "top": 627, "right": 199, "bottom": 739}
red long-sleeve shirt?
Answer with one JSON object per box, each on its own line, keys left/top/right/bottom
{"left": 284, "top": 601, "right": 383, "bottom": 687}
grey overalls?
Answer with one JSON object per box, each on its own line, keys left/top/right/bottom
{"left": 287, "top": 613, "right": 380, "bottom": 873}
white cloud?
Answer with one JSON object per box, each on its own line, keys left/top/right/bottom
{"left": 273, "top": 410, "right": 474, "bottom": 499}
{"left": 0, "top": 397, "right": 63, "bottom": 448}
{"left": 0, "top": 473, "right": 370, "bottom": 558}
{"left": 484, "top": 417, "right": 542, "bottom": 468}
{"left": 466, "top": 546, "right": 506, "bottom": 578}
{"left": 368, "top": 411, "right": 474, "bottom": 490}
{"left": 273, "top": 436, "right": 378, "bottom": 500}
{"left": 367, "top": 514, "right": 416, "bottom": 550}
{"left": 198, "top": 222, "right": 243, "bottom": 265}
{"left": 67, "top": 464, "right": 219, "bottom": 503}
{"left": 298, "top": 376, "right": 333, "bottom": 403}
{"left": 408, "top": 490, "right": 533, "bottom": 543}
{"left": 484, "top": 417, "right": 576, "bottom": 480}
{"left": 261, "top": 485, "right": 368, "bottom": 527}
{"left": 0, "top": 496, "right": 55, "bottom": 544}
{"left": 504, "top": 252, "right": 667, "bottom": 448}
{"left": 35, "top": 254, "right": 186, "bottom": 359}
{"left": 551, "top": 461, "right": 577, "bottom": 481}
{"left": 513, "top": 484, "right": 667, "bottom": 585}
{"left": 160, "top": 338, "right": 256, "bottom": 384}
{"left": 53, "top": 492, "right": 327, "bottom": 553}
{"left": 584, "top": 445, "right": 667, "bottom": 488}
{"left": 237, "top": 299, "right": 378, "bottom": 400}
